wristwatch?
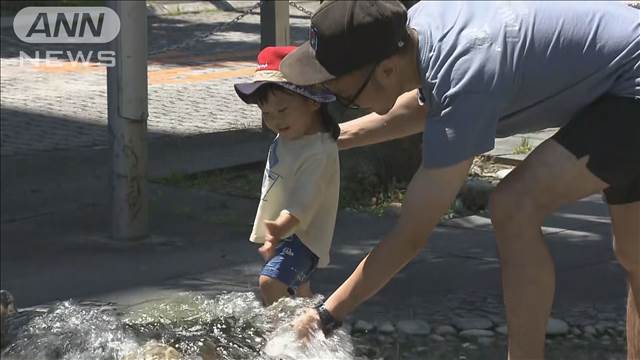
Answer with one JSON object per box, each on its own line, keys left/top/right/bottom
{"left": 314, "top": 303, "right": 342, "bottom": 335}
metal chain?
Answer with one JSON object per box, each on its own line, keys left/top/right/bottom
{"left": 148, "top": 0, "right": 263, "bottom": 56}
{"left": 1, "top": 0, "right": 313, "bottom": 57}
{"left": 289, "top": 1, "right": 315, "bottom": 17}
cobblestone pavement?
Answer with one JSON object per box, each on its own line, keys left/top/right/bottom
{"left": 0, "top": 2, "right": 321, "bottom": 157}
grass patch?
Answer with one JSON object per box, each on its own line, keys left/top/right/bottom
{"left": 153, "top": 160, "right": 490, "bottom": 219}
{"left": 513, "top": 137, "right": 533, "bottom": 155}
{"left": 153, "top": 163, "right": 263, "bottom": 200}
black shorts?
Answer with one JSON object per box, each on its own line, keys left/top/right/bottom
{"left": 552, "top": 95, "right": 640, "bottom": 205}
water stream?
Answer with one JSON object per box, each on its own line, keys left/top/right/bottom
{"left": 1, "top": 292, "right": 354, "bottom": 360}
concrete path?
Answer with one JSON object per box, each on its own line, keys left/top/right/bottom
{"left": 1, "top": 184, "right": 627, "bottom": 357}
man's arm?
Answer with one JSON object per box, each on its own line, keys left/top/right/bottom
{"left": 322, "top": 158, "right": 472, "bottom": 320}
{"left": 338, "top": 89, "right": 428, "bottom": 150}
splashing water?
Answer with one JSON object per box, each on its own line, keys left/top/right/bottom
{"left": 1, "top": 292, "right": 355, "bottom": 360}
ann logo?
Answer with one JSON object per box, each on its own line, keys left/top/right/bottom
{"left": 26, "top": 12, "right": 105, "bottom": 38}
{"left": 14, "top": 7, "right": 120, "bottom": 44}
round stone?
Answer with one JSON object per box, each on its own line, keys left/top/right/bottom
{"left": 429, "top": 334, "right": 446, "bottom": 342}
{"left": 397, "top": 320, "right": 431, "bottom": 336}
{"left": 353, "top": 320, "right": 374, "bottom": 333}
{"left": 435, "top": 325, "right": 457, "bottom": 336}
{"left": 546, "top": 318, "right": 569, "bottom": 335}
{"left": 570, "top": 327, "right": 582, "bottom": 336}
{"left": 495, "top": 325, "right": 508, "bottom": 336}
{"left": 583, "top": 325, "right": 597, "bottom": 336}
{"left": 459, "top": 329, "right": 495, "bottom": 338}
{"left": 452, "top": 317, "right": 493, "bottom": 331}
{"left": 377, "top": 321, "right": 395, "bottom": 334}
{"left": 478, "top": 337, "right": 494, "bottom": 346}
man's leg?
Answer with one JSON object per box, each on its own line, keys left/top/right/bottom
{"left": 627, "top": 287, "right": 640, "bottom": 360}
{"left": 609, "top": 202, "right": 640, "bottom": 359}
{"left": 490, "top": 139, "right": 608, "bottom": 360}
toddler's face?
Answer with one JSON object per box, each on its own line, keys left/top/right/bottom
{"left": 258, "top": 89, "right": 320, "bottom": 140}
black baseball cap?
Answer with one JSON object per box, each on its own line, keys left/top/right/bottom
{"left": 280, "top": 0, "right": 408, "bottom": 86}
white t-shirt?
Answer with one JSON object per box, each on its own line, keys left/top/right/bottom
{"left": 249, "top": 132, "right": 339, "bottom": 267}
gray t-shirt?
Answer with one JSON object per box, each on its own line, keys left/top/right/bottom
{"left": 408, "top": 1, "right": 639, "bottom": 167}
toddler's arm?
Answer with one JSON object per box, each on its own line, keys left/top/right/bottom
{"left": 259, "top": 211, "right": 299, "bottom": 261}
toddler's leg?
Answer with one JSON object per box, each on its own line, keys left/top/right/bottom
{"left": 296, "top": 281, "right": 314, "bottom": 298}
{"left": 259, "top": 275, "right": 290, "bottom": 306}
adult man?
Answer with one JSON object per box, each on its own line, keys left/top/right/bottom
{"left": 280, "top": 1, "right": 640, "bottom": 359}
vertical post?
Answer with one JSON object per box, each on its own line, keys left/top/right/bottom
{"left": 260, "top": 0, "right": 290, "bottom": 49}
{"left": 260, "top": 0, "right": 289, "bottom": 131}
{"left": 107, "top": 0, "right": 149, "bottom": 241}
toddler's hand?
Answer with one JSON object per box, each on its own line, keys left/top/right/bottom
{"left": 264, "top": 219, "right": 284, "bottom": 242}
{"left": 258, "top": 240, "right": 276, "bottom": 261}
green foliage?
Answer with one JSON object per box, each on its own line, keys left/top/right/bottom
{"left": 153, "top": 164, "right": 263, "bottom": 200}
{"left": 513, "top": 137, "right": 533, "bottom": 155}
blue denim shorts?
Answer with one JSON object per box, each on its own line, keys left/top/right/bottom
{"left": 260, "top": 234, "right": 319, "bottom": 295}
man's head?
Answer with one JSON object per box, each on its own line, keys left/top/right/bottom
{"left": 281, "top": 0, "right": 412, "bottom": 115}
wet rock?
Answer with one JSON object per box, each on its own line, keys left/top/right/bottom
{"left": 0, "top": 291, "right": 16, "bottom": 317}
{"left": 435, "top": 325, "right": 457, "bottom": 336}
{"left": 353, "top": 320, "right": 374, "bottom": 333}
{"left": 452, "top": 317, "right": 493, "bottom": 331}
{"left": 546, "top": 318, "right": 569, "bottom": 335}
{"left": 570, "top": 327, "right": 582, "bottom": 336}
{"left": 458, "top": 179, "right": 495, "bottom": 211}
{"left": 199, "top": 340, "right": 221, "bottom": 360}
{"left": 495, "top": 325, "right": 508, "bottom": 336}
{"left": 429, "top": 334, "right": 445, "bottom": 342}
{"left": 459, "top": 329, "right": 495, "bottom": 338}
{"left": 595, "top": 321, "right": 615, "bottom": 334}
{"left": 376, "top": 321, "right": 395, "bottom": 334}
{"left": 377, "top": 334, "right": 394, "bottom": 343}
{"left": 572, "top": 318, "right": 593, "bottom": 327}
{"left": 397, "top": 320, "right": 431, "bottom": 336}
{"left": 123, "top": 342, "right": 183, "bottom": 360}
{"left": 583, "top": 325, "right": 597, "bottom": 336}
{"left": 486, "top": 314, "right": 505, "bottom": 325}
{"left": 1, "top": 290, "right": 17, "bottom": 349}
{"left": 342, "top": 322, "right": 353, "bottom": 335}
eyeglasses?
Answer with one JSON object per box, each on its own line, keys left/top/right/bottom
{"left": 328, "top": 63, "right": 378, "bottom": 110}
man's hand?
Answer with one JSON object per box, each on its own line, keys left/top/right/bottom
{"left": 293, "top": 308, "right": 321, "bottom": 341}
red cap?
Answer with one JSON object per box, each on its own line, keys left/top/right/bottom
{"left": 253, "top": 46, "right": 297, "bottom": 81}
